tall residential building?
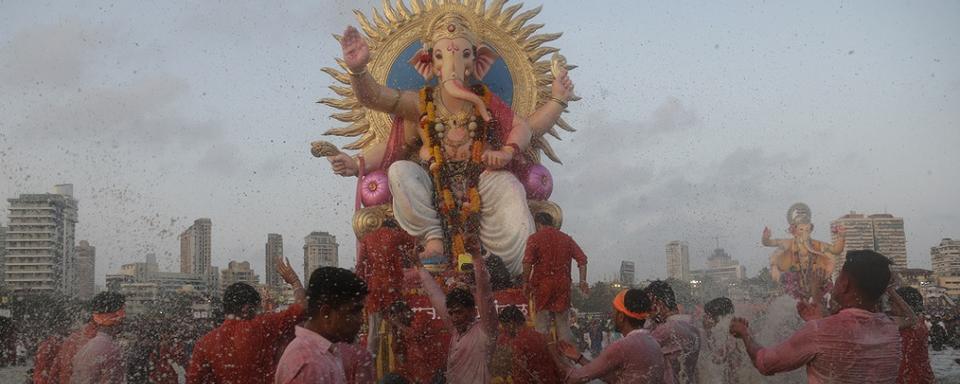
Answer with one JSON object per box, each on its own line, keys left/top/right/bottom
{"left": 832, "top": 212, "right": 907, "bottom": 269}
{"left": 4, "top": 184, "right": 79, "bottom": 296}
{"left": 665, "top": 241, "right": 690, "bottom": 282}
{"left": 179, "top": 229, "right": 194, "bottom": 274}
{"left": 265, "top": 234, "right": 283, "bottom": 287}
{"left": 0, "top": 226, "right": 7, "bottom": 285}
{"left": 179, "top": 218, "right": 212, "bottom": 275}
{"left": 76, "top": 240, "right": 96, "bottom": 300}
{"left": 304, "top": 232, "right": 338, "bottom": 279}
{"left": 931, "top": 238, "right": 960, "bottom": 277}
{"left": 619, "top": 261, "right": 635, "bottom": 286}
{"left": 221, "top": 260, "right": 260, "bottom": 290}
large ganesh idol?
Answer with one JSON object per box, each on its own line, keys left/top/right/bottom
{"left": 312, "top": 1, "right": 576, "bottom": 274}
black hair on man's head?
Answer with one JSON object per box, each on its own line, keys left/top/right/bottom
{"left": 645, "top": 280, "right": 677, "bottom": 310}
{"left": 534, "top": 212, "right": 554, "bottom": 227}
{"left": 485, "top": 254, "right": 514, "bottom": 291}
{"left": 307, "top": 267, "right": 368, "bottom": 316}
{"left": 388, "top": 300, "right": 410, "bottom": 316}
{"left": 382, "top": 218, "right": 398, "bottom": 228}
{"left": 841, "top": 250, "right": 892, "bottom": 302}
{"left": 223, "top": 283, "right": 261, "bottom": 316}
{"left": 445, "top": 287, "right": 475, "bottom": 309}
{"left": 896, "top": 286, "right": 924, "bottom": 314}
{"left": 622, "top": 288, "right": 651, "bottom": 328}
{"left": 705, "top": 297, "right": 735, "bottom": 319}
{"left": 91, "top": 292, "right": 125, "bottom": 314}
{"left": 498, "top": 305, "right": 526, "bottom": 324}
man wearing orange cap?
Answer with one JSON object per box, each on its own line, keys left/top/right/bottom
{"left": 68, "top": 291, "right": 128, "bottom": 384}
{"left": 556, "top": 288, "right": 666, "bottom": 384}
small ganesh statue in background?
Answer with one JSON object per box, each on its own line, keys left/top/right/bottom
{"left": 762, "top": 202, "right": 846, "bottom": 300}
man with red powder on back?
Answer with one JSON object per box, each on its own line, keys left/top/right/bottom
{"left": 498, "top": 305, "right": 563, "bottom": 384}
{"left": 523, "top": 212, "right": 589, "bottom": 343}
{"left": 356, "top": 218, "right": 416, "bottom": 357}
{"left": 187, "top": 256, "right": 306, "bottom": 384}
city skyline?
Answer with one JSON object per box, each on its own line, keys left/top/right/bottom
{"left": 3, "top": 194, "right": 950, "bottom": 286}
{"left": 0, "top": 1, "right": 957, "bottom": 285}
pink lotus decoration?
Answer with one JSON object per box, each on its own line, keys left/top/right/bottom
{"left": 360, "top": 170, "right": 392, "bottom": 207}
{"left": 523, "top": 164, "right": 553, "bottom": 200}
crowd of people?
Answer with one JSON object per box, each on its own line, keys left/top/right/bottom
{"left": 1, "top": 217, "right": 951, "bottom": 383}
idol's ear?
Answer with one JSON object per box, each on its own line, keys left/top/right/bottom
{"left": 474, "top": 44, "right": 500, "bottom": 80}
{"left": 407, "top": 48, "right": 435, "bottom": 81}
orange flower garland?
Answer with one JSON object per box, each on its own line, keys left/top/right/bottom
{"left": 419, "top": 85, "right": 494, "bottom": 261}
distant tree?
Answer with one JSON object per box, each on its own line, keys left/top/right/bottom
{"left": 571, "top": 281, "right": 619, "bottom": 314}
{"left": 663, "top": 278, "right": 698, "bottom": 309}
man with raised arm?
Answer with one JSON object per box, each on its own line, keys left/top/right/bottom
{"left": 416, "top": 253, "right": 498, "bottom": 384}
{"left": 187, "top": 257, "right": 306, "bottom": 384}
{"left": 729, "top": 250, "right": 902, "bottom": 383}
{"left": 555, "top": 288, "right": 666, "bottom": 384}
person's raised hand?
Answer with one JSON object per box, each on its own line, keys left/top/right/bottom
{"left": 341, "top": 26, "right": 370, "bottom": 72}
{"left": 277, "top": 256, "right": 302, "bottom": 289}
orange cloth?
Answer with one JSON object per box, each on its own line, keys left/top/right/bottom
{"left": 92, "top": 308, "right": 125, "bottom": 326}
{"left": 50, "top": 322, "right": 97, "bottom": 384}
{"left": 356, "top": 227, "right": 416, "bottom": 313}
{"left": 500, "top": 326, "right": 563, "bottom": 384}
{"left": 186, "top": 303, "right": 305, "bottom": 384}
{"left": 613, "top": 290, "right": 649, "bottom": 320}
{"left": 33, "top": 334, "right": 65, "bottom": 384}
{"left": 523, "top": 227, "right": 588, "bottom": 313}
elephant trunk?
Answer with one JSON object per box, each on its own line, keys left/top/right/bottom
{"left": 439, "top": 65, "right": 492, "bottom": 121}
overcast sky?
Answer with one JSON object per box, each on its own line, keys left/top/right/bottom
{"left": 1, "top": 0, "right": 958, "bottom": 285}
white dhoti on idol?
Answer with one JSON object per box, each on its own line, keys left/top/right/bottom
{"left": 388, "top": 160, "right": 535, "bottom": 275}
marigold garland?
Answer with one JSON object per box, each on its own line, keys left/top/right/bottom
{"left": 419, "top": 85, "right": 496, "bottom": 262}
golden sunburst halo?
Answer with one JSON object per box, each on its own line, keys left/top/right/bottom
{"left": 318, "top": 0, "right": 577, "bottom": 164}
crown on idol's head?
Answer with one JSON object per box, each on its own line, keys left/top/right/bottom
{"left": 422, "top": 12, "right": 479, "bottom": 49}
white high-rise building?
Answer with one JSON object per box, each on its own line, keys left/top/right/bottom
{"left": 832, "top": 212, "right": 907, "bottom": 269}
{"left": 265, "top": 234, "right": 283, "bottom": 287}
{"left": 304, "top": 232, "right": 338, "bottom": 279}
{"left": 619, "top": 261, "right": 635, "bottom": 286}
{"left": 76, "top": 240, "right": 96, "bottom": 300}
{"left": 4, "top": 184, "right": 79, "bottom": 296}
{"left": 931, "top": 238, "right": 960, "bottom": 277}
{"left": 179, "top": 218, "right": 212, "bottom": 275}
{"left": 0, "top": 226, "right": 7, "bottom": 285}
{"left": 666, "top": 241, "right": 690, "bottom": 282}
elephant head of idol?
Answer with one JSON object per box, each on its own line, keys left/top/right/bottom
{"left": 408, "top": 12, "right": 498, "bottom": 121}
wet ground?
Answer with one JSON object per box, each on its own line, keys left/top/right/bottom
{"left": 1, "top": 348, "right": 959, "bottom": 383}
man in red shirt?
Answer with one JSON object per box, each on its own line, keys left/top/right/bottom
{"left": 498, "top": 305, "right": 563, "bottom": 384}
{"left": 356, "top": 219, "right": 416, "bottom": 357}
{"left": 523, "top": 212, "right": 589, "bottom": 343}
{"left": 187, "top": 256, "right": 306, "bottom": 384}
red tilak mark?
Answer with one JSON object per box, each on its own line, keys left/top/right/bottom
{"left": 445, "top": 43, "right": 460, "bottom": 53}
